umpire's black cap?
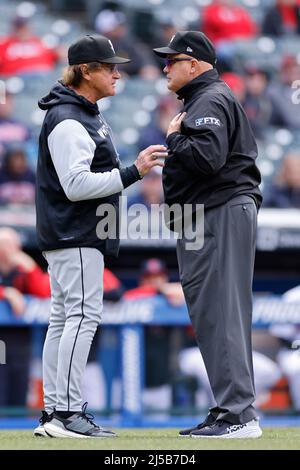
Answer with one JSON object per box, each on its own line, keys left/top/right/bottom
{"left": 68, "top": 34, "right": 131, "bottom": 65}
{"left": 153, "top": 31, "right": 216, "bottom": 67}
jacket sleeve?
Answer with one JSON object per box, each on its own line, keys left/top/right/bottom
{"left": 166, "top": 100, "right": 230, "bottom": 176}
{"left": 48, "top": 119, "right": 140, "bottom": 202}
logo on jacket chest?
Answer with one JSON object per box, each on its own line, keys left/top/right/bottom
{"left": 98, "top": 124, "right": 109, "bottom": 139}
{"left": 195, "top": 117, "right": 221, "bottom": 126}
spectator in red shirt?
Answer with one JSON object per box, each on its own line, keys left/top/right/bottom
{"left": 201, "top": 0, "right": 258, "bottom": 45}
{"left": 0, "top": 15, "right": 63, "bottom": 77}
{"left": 220, "top": 72, "right": 246, "bottom": 103}
{"left": 124, "top": 258, "right": 184, "bottom": 305}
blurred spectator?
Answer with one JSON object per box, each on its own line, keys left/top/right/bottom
{"left": 125, "top": 258, "right": 184, "bottom": 305}
{"left": 137, "top": 95, "right": 181, "bottom": 151}
{"left": 127, "top": 166, "right": 164, "bottom": 238}
{"left": 201, "top": 0, "right": 258, "bottom": 72}
{"left": 0, "top": 227, "right": 50, "bottom": 407}
{"left": 242, "top": 65, "right": 274, "bottom": 139}
{"left": 132, "top": 96, "right": 179, "bottom": 217}
{"left": 94, "top": 9, "right": 160, "bottom": 79}
{"left": 128, "top": 167, "right": 164, "bottom": 208}
{"left": 263, "top": 152, "right": 300, "bottom": 208}
{"left": 262, "top": 0, "right": 300, "bottom": 37}
{"left": 0, "top": 15, "right": 64, "bottom": 77}
{"left": 157, "top": 19, "right": 178, "bottom": 46}
{"left": 125, "top": 259, "right": 185, "bottom": 410}
{"left": 0, "top": 91, "right": 33, "bottom": 162}
{"left": 129, "top": 93, "right": 184, "bottom": 227}
{"left": 152, "top": 19, "right": 178, "bottom": 69}
{"left": 0, "top": 147, "right": 35, "bottom": 205}
{"left": 221, "top": 71, "right": 274, "bottom": 139}
{"left": 220, "top": 71, "right": 246, "bottom": 103}
{"left": 267, "top": 55, "right": 300, "bottom": 129}
{"left": 201, "top": 0, "right": 258, "bottom": 45}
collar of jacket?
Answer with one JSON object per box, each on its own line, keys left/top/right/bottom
{"left": 176, "top": 68, "right": 219, "bottom": 102}
{"left": 59, "top": 81, "right": 100, "bottom": 115}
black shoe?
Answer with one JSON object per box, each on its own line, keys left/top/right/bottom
{"left": 33, "top": 411, "right": 54, "bottom": 437}
{"left": 178, "top": 413, "right": 216, "bottom": 437}
{"left": 190, "top": 418, "right": 262, "bottom": 439}
{"left": 44, "top": 402, "right": 117, "bottom": 438}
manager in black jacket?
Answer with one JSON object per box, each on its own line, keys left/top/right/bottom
{"left": 34, "top": 34, "right": 167, "bottom": 439}
{"left": 154, "top": 31, "right": 263, "bottom": 439}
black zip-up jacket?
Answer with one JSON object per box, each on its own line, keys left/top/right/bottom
{"left": 163, "top": 69, "right": 262, "bottom": 224}
{"left": 36, "top": 81, "right": 139, "bottom": 255}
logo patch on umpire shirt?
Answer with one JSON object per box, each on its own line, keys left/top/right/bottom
{"left": 195, "top": 117, "right": 221, "bottom": 126}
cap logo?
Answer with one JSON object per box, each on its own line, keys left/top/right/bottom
{"left": 169, "top": 35, "right": 175, "bottom": 45}
{"left": 186, "top": 46, "right": 193, "bottom": 52}
{"left": 108, "top": 39, "right": 115, "bottom": 53}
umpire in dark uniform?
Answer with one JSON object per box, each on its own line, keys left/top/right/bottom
{"left": 153, "top": 31, "right": 263, "bottom": 439}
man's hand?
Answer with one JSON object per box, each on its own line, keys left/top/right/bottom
{"left": 167, "top": 112, "right": 186, "bottom": 137}
{"left": 134, "top": 145, "right": 168, "bottom": 178}
{"left": 3, "top": 287, "right": 26, "bottom": 316}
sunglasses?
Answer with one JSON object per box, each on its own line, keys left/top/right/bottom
{"left": 164, "top": 58, "right": 193, "bottom": 67}
{"left": 96, "top": 62, "right": 119, "bottom": 73}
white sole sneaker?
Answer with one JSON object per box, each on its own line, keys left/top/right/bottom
{"left": 33, "top": 425, "right": 51, "bottom": 437}
{"left": 191, "top": 419, "right": 263, "bottom": 439}
{"left": 44, "top": 421, "right": 117, "bottom": 439}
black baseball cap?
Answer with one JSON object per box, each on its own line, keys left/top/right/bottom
{"left": 153, "top": 31, "right": 216, "bottom": 67}
{"left": 68, "top": 34, "right": 131, "bottom": 65}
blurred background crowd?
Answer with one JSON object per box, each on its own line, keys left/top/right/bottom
{"left": 0, "top": 0, "right": 300, "bottom": 420}
{"left": 0, "top": 0, "right": 300, "bottom": 207}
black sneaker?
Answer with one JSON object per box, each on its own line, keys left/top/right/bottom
{"left": 178, "top": 413, "right": 216, "bottom": 437}
{"left": 44, "top": 402, "right": 117, "bottom": 438}
{"left": 33, "top": 411, "right": 54, "bottom": 437}
{"left": 190, "top": 418, "right": 262, "bottom": 439}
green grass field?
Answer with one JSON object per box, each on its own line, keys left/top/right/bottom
{"left": 0, "top": 428, "right": 300, "bottom": 450}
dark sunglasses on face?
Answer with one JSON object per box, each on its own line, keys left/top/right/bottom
{"left": 164, "top": 58, "right": 193, "bottom": 67}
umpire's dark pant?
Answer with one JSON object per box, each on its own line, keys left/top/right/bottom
{"left": 177, "top": 195, "right": 257, "bottom": 424}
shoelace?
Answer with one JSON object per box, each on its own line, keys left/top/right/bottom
{"left": 39, "top": 410, "right": 52, "bottom": 425}
{"left": 79, "top": 402, "right": 99, "bottom": 429}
